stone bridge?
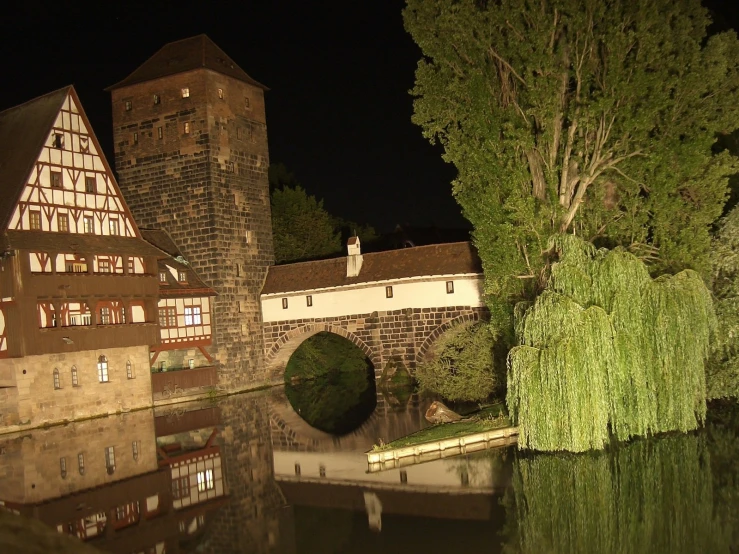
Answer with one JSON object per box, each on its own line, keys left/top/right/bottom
{"left": 260, "top": 241, "right": 486, "bottom": 381}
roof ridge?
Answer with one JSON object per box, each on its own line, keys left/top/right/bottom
{"left": 0, "top": 85, "right": 72, "bottom": 117}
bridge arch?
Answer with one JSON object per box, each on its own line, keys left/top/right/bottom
{"left": 415, "top": 312, "right": 482, "bottom": 364}
{"left": 265, "top": 323, "right": 379, "bottom": 383}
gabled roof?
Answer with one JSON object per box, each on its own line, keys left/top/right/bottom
{"left": 262, "top": 242, "right": 483, "bottom": 295}
{"left": 107, "top": 34, "right": 267, "bottom": 91}
{"left": 0, "top": 86, "right": 71, "bottom": 232}
{"left": 141, "top": 229, "right": 216, "bottom": 297}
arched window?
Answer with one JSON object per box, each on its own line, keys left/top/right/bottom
{"left": 71, "top": 366, "right": 78, "bottom": 387}
{"left": 78, "top": 452, "right": 85, "bottom": 475}
{"left": 97, "top": 355, "right": 109, "bottom": 383}
{"left": 126, "top": 360, "right": 134, "bottom": 379}
{"left": 53, "top": 368, "right": 61, "bottom": 390}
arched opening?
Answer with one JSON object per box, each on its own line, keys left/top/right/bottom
{"left": 284, "top": 331, "right": 376, "bottom": 435}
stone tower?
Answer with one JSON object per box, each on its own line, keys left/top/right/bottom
{"left": 108, "top": 35, "right": 274, "bottom": 389}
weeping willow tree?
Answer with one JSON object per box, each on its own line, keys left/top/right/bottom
{"left": 508, "top": 235, "right": 715, "bottom": 452}
{"left": 504, "top": 435, "right": 731, "bottom": 554}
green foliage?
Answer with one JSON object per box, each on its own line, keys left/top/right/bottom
{"left": 404, "top": 0, "right": 739, "bottom": 316}
{"left": 707, "top": 207, "right": 739, "bottom": 399}
{"left": 505, "top": 434, "right": 732, "bottom": 553}
{"left": 508, "top": 236, "right": 715, "bottom": 452}
{"left": 415, "top": 321, "right": 501, "bottom": 402}
{"left": 284, "top": 332, "right": 376, "bottom": 434}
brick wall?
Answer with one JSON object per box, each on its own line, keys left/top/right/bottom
{"left": 111, "top": 68, "right": 274, "bottom": 391}
{"left": 262, "top": 306, "right": 488, "bottom": 381}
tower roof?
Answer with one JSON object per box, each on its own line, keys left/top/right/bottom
{"left": 107, "top": 34, "right": 268, "bottom": 91}
{"left": 0, "top": 86, "right": 71, "bottom": 231}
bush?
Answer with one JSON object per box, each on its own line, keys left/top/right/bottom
{"left": 415, "top": 321, "right": 500, "bottom": 402}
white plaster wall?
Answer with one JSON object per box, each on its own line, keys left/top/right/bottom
{"left": 261, "top": 275, "right": 484, "bottom": 323}
{"left": 131, "top": 305, "right": 145, "bottom": 323}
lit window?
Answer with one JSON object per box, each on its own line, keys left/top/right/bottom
{"left": 78, "top": 452, "right": 85, "bottom": 475}
{"left": 29, "top": 211, "right": 41, "bottom": 230}
{"left": 181, "top": 88, "right": 190, "bottom": 98}
{"left": 60, "top": 457, "right": 67, "bottom": 479}
{"left": 159, "top": 271, "right": 167, "bottom": 283}
{"left": 159, "top": 307, "right": 176, "bottom": 328}
{"left": 282, "top": 298, "right": 288, "bottom": 309}
{"left": 83, "top": 216, "right": 94, "bottom": 234}
{"left": 132, "top": 441, "right": 139, "bottom": 461}
{"left": 97, "top": 355, "right": 109, "bottom": 382}
{"left": 100, "top": 307, "right": 110, "bottom": 324}
{"left": 153, "top": 94, "right": 160, "bottom": 105}
{"left": 306, "top": 295, "right": 313, "bottom": 307}
{"left": 125, "top": 101, "right": 132, "bottom": 111}
{"left": 197, "top": 469, "right": 214, "bottom": 492}
{"left": 52, "top": 133, "right": 64, "bottom": 148}
{"left": 71, "top": 366, "right": 78, "bottom": 386}
{"left": 183, "top": 122, "right": 190, "bottom": 134}
{"left": 446, "top": 281, "right": 455, "bottom": 294}
{"left": 244, "top": 97, "right": 251, "bottom": 109}
{"left": 133, "top": 132, "right": 138, "bottom": 144}
{"left": 188, "top": 359, "right": 195, "bottom": 369}
{"left": 50, "top": 171, "right": 62, "bottom": 188}
{"left": 184, "top": 306, "right": 202, "bottom": 326}
{"left": 105, "top": 446, "right": 115, "bottom": 473}
{"left": 109, "top": 219, "right": 120, "bottom": 236}
{"left": 98, "top": 259, "right": 111, "bottom": 273}
{"left": 245, "top": 230, "right": 251, "bottom": 243}
{"left": 157, "top": 126, "right": 163, "bottom": 139}
{"left": 126, "top": 360, "right": 133, "bottom": 379}
{"left": 53, "top": 368, "right": 61, "bottom": 390}
{"left": 217, "top": 88, "right": 224, "bottom": 99}
{"left": 386, "top": 286, "right": 393, "bottom": 298}
{"left": 85, "top": 175, "right": 95, "bottom": 193}
{"left": 178, "top": 271, "right": 187, "bottom": 282}
{"left": 159, "top": 361, "right": 167, "bottom": 371}
{"left": 58, "top": 213, "right": 69, "bottom": 232}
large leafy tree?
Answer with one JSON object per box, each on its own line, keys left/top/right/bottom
{"left": 404, "top": 0, "right": 739, "bottom": 325}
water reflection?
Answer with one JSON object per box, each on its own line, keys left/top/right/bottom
{"left": 1, "top": 389, "right": 738, "bottom": 553}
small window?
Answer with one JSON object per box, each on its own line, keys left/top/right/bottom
{"left": 172, "top": 476, "right": 189, "bottom": 500}
{"left": 282, "top": 298, "right": 288, "bottom": 309}
{"left": 306, "top": 295, "right": 313, "bottom": 307}
{"left": 58, "top": 213, "right": 69, "bottom": 232}
{"left": 125, "top": 101, "right": 132, "bottom": 111}
{"left": 184, "top": 306, "right": 202, "bottom": 325}
{"left": 50, "top": 171, "right": 62, "bottom": 188}
{"left": 197, "top": 469, "right": 214, "bottom": 492}
{"left": 100, "top": 306, "right": 110, "bottom": 324}
{"left": 105, "top": 446, "right": 115, "bottom": 473}
{"left": 109, "top": 219, "right": 120, "bottom": 236}
{"left": 71, "top": 366, "right": 78, "bottom": 386}
{"left": 178, "top": 271, "right": 187, "bottom": 282}
{"left": 159, "top": 271, "right": 167, "bottom": 283}
{"left": 446, "top": 281, "right": 455, "bottom": 294}
{"left": 159, "top": 307, "right": 176, "bottom": 327}
{"left": 153, "top": 94, "right": 160, "bottom": 105}
{"left": 98, "top": 259, "right": 111, "bottom": 273}
{"left": 78, "top": 452, "right": 85, "bottom": 475}
{"left": 97, "top": 355, "right": 109, "bottom": 383}
{"left": 83, "top": 216, "right": 94, "bottom": 234}
{"left": 53, "top": 368, "right": 61, "bottom": 390}
{"left": 184, "top": 122, "right": 190, "bottom": 134}
{"left": 126, "top": 360, "right": 133, "bottom": 379}
{"left": 60, "top": 457, "right": 67, "bottom": 479}
{"left": 85, "top": 175, "right": 96, "bottom": 193}
{"left": 52, "top": 133, "right": 64, "bottom": 148}
{"left": 157, "top": 126, "right": 163, "bottom": 140}
{"left": 181, "top": 87, "right": 190, "bottom": 98}
{"left": 244, "top": 97, "right": 251, "bottom": 109}
{"left": 133, "top": 132, "right": 138, "bottom": 144}
{"left": 188, "top": 358, "right": 195, "bottom": 369}
{"left": 245, "top": 230, "right": 251, "bottom": 244}
{"left": 217, "top": 88, "right": 224, "bottom": 99}
{"left": 226, "top": 161, "right": 234, "bottom": 173}
{"left": 386, "top": 286, "right": 393, "bottom": 298}
{"left": 132, "top": 441, "right": 139, "bottom": 461}
{"left": 29, "top": 211, "right": 41, "bottom": 230}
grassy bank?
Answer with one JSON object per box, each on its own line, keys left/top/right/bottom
{"left": 375, "top": 402, "right": 510, "bottom": 451}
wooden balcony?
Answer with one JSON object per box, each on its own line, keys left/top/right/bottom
{"left": 32, "top": 323, "right": 160, "bottom": 355}
{"left": 27, "top": 272, "right": 159, "bottom": 299}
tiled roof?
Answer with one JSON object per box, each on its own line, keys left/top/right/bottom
{"left": 2, "top": 230, "right": 166, "bottom": 257}
{"left": 261, "top": 242, "right": 483, "bottom": 295}
{"left": 0, "top": 87, "right": 71, "bottom": 232}
{"left": 141, "top": 228, "right": 215, "bottom": 297}
{"left": 107, "top": 35, "right": 267, "bottom": 91}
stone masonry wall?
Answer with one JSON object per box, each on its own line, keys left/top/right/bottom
{"left": 263, "top": 306, "right": 488, "bottom": 381}
{"left": 111, "top": 68, "right": 274, "bottom": 391}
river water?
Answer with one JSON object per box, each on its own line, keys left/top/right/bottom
{"left": 1, "top": 383, "right": 738, "bottom": 553}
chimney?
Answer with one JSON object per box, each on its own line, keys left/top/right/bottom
{"left": 346, "top": 236, "right": 363, "bottom": 278}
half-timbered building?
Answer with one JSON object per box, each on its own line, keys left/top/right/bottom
{"left": 0, "top": 86, "right": 162, "bottom": 430}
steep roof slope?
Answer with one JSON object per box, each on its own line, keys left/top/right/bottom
{"left": 107, "top": 34, "right": 267, "bottom": 90}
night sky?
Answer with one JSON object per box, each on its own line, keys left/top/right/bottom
{"left": 1, "top": 1, "right": 738, "bottom": 233}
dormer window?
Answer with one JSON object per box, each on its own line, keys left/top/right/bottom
{"left": 181, "top": 88, "right": 190, "bottom": 98}
{"left": 153, "top": 94, "right": 160, "bottom": 105}
{"left": 85, "top": 175, "right": 96, "bottom": 193}
{"left": 178, "top": 271, "right": 187, "bottom": 282}
{"left": 52, "top": 133, "right": 63, "bottom": 148}
{"left": 159, "top": 272, "right": 167, "bottom": 283}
